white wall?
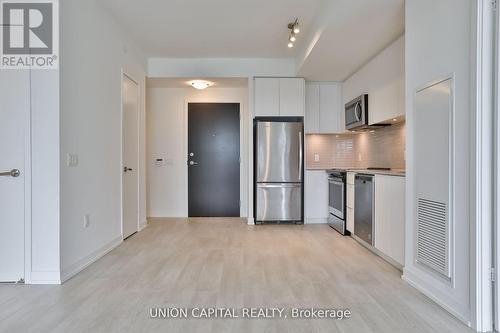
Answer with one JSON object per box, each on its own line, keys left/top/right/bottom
{"left": 147, "top": 87, "right": 248, "bottom": 218}
{"left": 343, "top": 35, "right": 405, "bottom": 124}
{"left": 148, "top": 58, "right": 296, "bottom": 78}
{"left": 60, "top": 0, "right": 147, "bottom": 281}
{"left": 403, "top": 0, "right": 473, "bottom": 325}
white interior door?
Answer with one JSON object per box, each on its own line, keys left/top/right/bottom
{"left": 122, "top": 74, "right": 139, "bottom": 239}
{"left": 0, "top": 69, "right": 29, "bottom": 282}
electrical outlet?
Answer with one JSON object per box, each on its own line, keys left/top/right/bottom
{"left": 83, "top": 214, "right": 90, "bottom": 228}
{"left": 314, "top": 154, "right": 320, "bottom": 162}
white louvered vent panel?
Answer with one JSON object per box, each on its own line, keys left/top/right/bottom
{"left": 416, "top": 198, "right": 450, "bottom": 279}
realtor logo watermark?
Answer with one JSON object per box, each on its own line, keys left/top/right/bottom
{"left": 0, "top": 0, "right": 58, "bottom": 69}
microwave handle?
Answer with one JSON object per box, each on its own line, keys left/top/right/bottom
{"left": 354, "top": 102, "right": 362, "bottom": 121}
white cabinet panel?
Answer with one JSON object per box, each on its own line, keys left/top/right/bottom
{"left": 305, "top": 83, "right": 320, "bottom": 133}
{"left": 347, "top": 207, "right": 354, "bottom": 233}
{"left": 305, "top": 82, "right": 342, "bottom": 133}
{"left": 347, "top": 172, "right": 355, "bottom": 185}
{"left": 319, "top": 84, "right": 341, "bottom": 133}
{"left": 305, "top": 170, "right": 329, "bottom": 223}
{"left": 374, "top": 175, "right": 405, "bottom": 266}
{"left": 347, "top": 184, "right": 354, "bottom": 209}
{"left": 279, "top": 78, "right": 304, "bottom": 117}
{"left": 342, "top": 36, "right": 405, "bottom": 125}
{"left": 254, "top": 78, "right": 279, "bottom": 116}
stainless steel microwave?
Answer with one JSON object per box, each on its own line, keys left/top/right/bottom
{"left": 345, "top": 94, "right": 368, "bottom": 131}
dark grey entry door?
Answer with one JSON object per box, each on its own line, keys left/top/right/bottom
{"left": 188, "top": 103, "right": 240, "bottom": 217}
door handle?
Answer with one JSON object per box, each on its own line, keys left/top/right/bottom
{"left": 0, "top": 169, "right": 20, "bottom": 177}
{"left": 298, "top": 131, "right": 303, "bottom": 181}
{"left": 354, "top": 102, "right": 362, "bottom": 122}
{"left": 123, "top": 167, "right": 133, "bottom": 173}
{"left": 189, "top": 161, "right": 198, "bottom": 166}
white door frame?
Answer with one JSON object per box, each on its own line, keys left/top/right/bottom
{"left": 493, "top": 0, "right": 500, "bottom": 331}
{"left": 120, "top": 70, "right": 141, "bottom": 238}
{"left": 472, "top": 0, "right": 496, "bottom": 331}
{"left": 23, "top": 72, "right": 32, "bottom": 284}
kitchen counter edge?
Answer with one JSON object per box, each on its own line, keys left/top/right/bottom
{"left": 305, "top": 168, "right": 406, "bottom": 177}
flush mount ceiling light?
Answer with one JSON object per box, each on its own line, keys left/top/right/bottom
{"left": 189, "top": 80, "right": 214, "bottom": 90}
{"left": 287, "top": 18, "right": 300, "bottom": 48}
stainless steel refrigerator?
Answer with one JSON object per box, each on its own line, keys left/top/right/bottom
{"left": 254, "top": 118, "right": 304, "bottom": 224}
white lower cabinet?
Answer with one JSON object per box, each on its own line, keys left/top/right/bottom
{"left": 374, "top": 175, "right": 405, "bottom": 266}
{"left": 305, "top": 170, "right": 329, "bottom": 223}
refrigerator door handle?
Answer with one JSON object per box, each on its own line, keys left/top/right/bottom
{"left": 258, "top": 183, "right": 301, "bottom": 188}
{"left": 298, "top": 131, "right": 303, "bottom": 181}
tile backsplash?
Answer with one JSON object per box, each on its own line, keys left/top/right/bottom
{"left": 306, "top": 123, "right": 406, "bottom": 169}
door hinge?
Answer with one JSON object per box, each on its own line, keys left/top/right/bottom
{"left": 492, "top": 0, "right": 497, "bottom": 10}
{"left": 491, "top": 268, "right": 496, "bottom": 282}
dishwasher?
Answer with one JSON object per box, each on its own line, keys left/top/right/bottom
{"left": 354, "top": 174, "right": 374, "bottom": 245}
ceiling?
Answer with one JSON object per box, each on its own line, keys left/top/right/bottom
{"left": 101, "top": 0, "right": 404, "bottom": 81}
{"left": 297, "top": 0, "right": 404, "bottom": 81}
{"left": 100, "top": 0, "right": 323, "bottom": 58}
{"left": 147, "top": 78, "right": 248, "bottom": 89}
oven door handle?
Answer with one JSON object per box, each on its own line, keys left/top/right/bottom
{"left": 354, "top": 102, "right": 362, "bottom": 122}
{"left": 329, "top": 179, "right": 345, "bottom": 186}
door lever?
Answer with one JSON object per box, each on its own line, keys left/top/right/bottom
{"left": 189, "top": 161, "right": 198, "bottom": 166}
{"left": 0, "top": 169, "right": 20, "bottom": 177}
{"left": 123, "top": 167, "right": 133, "bottom": 173}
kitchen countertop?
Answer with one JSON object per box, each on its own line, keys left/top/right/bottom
{"left": 306, "top": 167, "right": 406, "bottom": 177}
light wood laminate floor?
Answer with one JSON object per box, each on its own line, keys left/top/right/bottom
{"left": 0, "top": 218, "right": 474, "bottom": 333}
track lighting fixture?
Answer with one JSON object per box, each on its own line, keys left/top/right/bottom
{"left": 287, "top": 19, "right": 300, "bottom": 48}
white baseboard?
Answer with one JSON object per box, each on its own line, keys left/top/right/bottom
{"left": 305, "top": 218, "right": 328, "bottom": 224}
{"left": 61, "top": 236, "right": 123, "bottom": 283}
{"left": 402, "top": 269, "right": 471, "bottom": 327}
{"left": 29, "top": 271, "right": 61, "bottom": 285}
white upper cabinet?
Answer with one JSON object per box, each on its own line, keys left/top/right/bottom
{"left": 254, "top": 78, "right": 304, "bottom": 117}
{"left": 305, "top": 84, "right": 320, "bottom": 133}
{"left": 343, "top": 35, "right": 405, "bottom": 125}
{"left": 279, "top": 78, "right": 305, "bottom": 117}
{"left": 254, "top": 78, "right": 280, "bottom": 116}
{"left": 319, "top": 84, "right": 342, "bottom": 133}
{"left": 305, "top": 82, "right": 343, "bottom": 133}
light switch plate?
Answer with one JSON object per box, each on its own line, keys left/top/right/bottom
{"left": 67, "top": 153, "right": 79, "bottom": 167}
{"left": 83, "top": 214, "right": 90, "bottom": 228}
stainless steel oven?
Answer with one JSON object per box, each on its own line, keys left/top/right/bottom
{"left": 327, "top": 170, "right": 348, "bottom": 235}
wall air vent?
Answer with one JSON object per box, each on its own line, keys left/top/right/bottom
{"left": 416, "top": 198, "right": 450, "bottom": 279}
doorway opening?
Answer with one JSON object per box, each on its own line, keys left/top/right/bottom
{"left": 187, "top": 103, "right": 241, "bottom": 217}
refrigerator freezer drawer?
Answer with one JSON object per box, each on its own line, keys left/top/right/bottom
{"left": 256, "top": 183, "right": 302, "bottom": 222}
